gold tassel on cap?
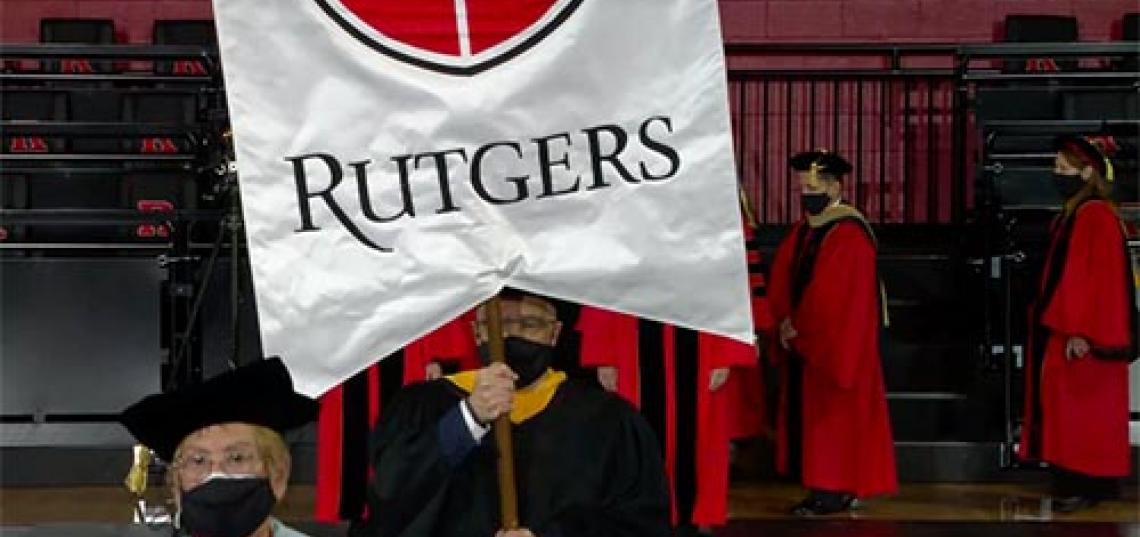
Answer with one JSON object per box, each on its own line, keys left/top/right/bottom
{"left": 806, "top": 161, "right": 823, "bottom": 189}
{"left": 124, "top": 444, "right": 152, "bottom": 496}
{"left": 739, "top": 186, "right": 759, "bottom": 229}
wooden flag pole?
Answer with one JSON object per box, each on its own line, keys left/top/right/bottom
{"left": 484, "top": 295, "right": 520, "bottom": 529}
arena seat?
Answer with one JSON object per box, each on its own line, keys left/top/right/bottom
{"left": 39, "top": 18, "right": 116, "bottom": 75}
{"left": 1061, "top": 90, "right": 1139, "bottom": 121}
{"left": 153, "top": 20, "right": 217, "bottom": 76}
{"left": 123, "top": 91, "right": 200, "bottom": 239}
{"left": 1, "top": 91, "right": 66, "bottom": 154}
{"left": 1001, "top": 15, "right": 1079, "bottom": 73}
{"left": 123, "top": 91, "right": 198, "bottom": 154}
{"left": 68, "top": 90, "right": 125, "bottom": 154}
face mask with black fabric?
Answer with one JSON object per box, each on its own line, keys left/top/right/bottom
{"left": 478, "top": 337, "right": 555, "bottom": 388}
{"left": 177, "top": 474, "right": 276, "bottom": 537}
{"left": 1052, "top": 172, "right": 1085, "bottom": 200}
{"left": 801, "top": 193, "right": 831, "bottom": 216}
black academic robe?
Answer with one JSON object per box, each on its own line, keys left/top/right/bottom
{"left": 348, "top": 377, "right": 672, "bottom": 537}
{"left": 316, "top": 314, "right": 482, "bottom": 522}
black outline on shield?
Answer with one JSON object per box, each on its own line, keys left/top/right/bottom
{"left": 312, "top": 0, "right": 584, "bottom": 76}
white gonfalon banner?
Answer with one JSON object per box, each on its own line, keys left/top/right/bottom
{"left": 212, "top": 0, "right": 753, "bottom": 396}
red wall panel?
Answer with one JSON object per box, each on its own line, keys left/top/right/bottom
{"left": 718, "top": 0, "right": 1133, "bottom": 43}
{"left": 1, "top": 0, "right": 212, "bottom": 43}
{"left": 2, "top": 0, "right": 1133, "bottom": 44}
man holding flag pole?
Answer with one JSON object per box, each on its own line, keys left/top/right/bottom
{"left": 350, "top": 289, "right": 671, "bottom": 537}
{"left": 210, "top": 0, "right": 755, "bottom": 533}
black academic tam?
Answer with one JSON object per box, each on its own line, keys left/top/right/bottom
{"left": 120, "top": 358, "right": 318, "bottom": 462}
{"left": 789, "top": 150, "right": 853, "bottom": 178}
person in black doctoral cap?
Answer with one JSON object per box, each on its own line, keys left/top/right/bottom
{"left": 120, "top": 357, "right": 319, "bottom": 537}
{"left": 766, "top": 150, "right": 898, "bottom": 516}
{"left": 1017, "top": 135, "right": 1136, "bottom": 513}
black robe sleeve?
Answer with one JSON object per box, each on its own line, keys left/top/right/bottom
{"left": 348, "top": 381, "right": 468, "bottom": 537}
{"left": 532, "top": 398, "right": 671, "bottom": 537}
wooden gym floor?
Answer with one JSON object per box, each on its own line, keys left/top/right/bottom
{"left": 2, "top": 481, "right": 1137, "bottom": 532}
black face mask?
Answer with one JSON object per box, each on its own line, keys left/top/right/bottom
{"left": 478, "top": 337, "right": 555, "bottom": 388}
{"left": 1052, "top": 172, "right": 1085, "bottom": 200}
{"left": 178, "top": 476, "right": 276, "bottom": 537}
{"left": 801, "top": 193, "right": 831, "bottom": 216}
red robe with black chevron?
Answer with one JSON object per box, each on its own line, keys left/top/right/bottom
{"left": 575, "top": 225, "right": 770, "bottom": 527}
{"left": 1019, "top": 199, "right": 1136, "bottom": 477}
{"left": 767, "top": 215, "right": 897, "bottom": 498}
{"left": 731, "top": 223, "right": 775, "bottom": 440}
{"left": 314, "top": 310, "right": 480, "bottom": 522}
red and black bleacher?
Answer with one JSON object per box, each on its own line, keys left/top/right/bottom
{"left": 1, "top": 18, "right": 215, "bottom": 244}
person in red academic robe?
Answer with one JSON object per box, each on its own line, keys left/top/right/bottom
{"left": 1018, "top": 135, "right": 1137, "bottom": 513}
{"left": 729, "top": 193, "right": 777, "bottom": 442}
{"left": 768, "top": 150, "right": 897, "bottom": 516}
{"left": 577, "top": 308, "right": 756, "bottom": 533}
{"left": 576, "top": 207, "right": 766, "bottom": 533}
{"left": 314, "top": 311, "right": 480, "bottom": 522}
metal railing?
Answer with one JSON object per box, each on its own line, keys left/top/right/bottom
{"left": 727, "top": 43, "right": 963, "bottom": 226}
{"left": 727, "top": 41, "right": 1139, "bottom": 228}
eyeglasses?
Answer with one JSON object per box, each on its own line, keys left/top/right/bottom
{"left": 476, "top": 316, "right": 553, "bottom": 332}
{"left": 174, "top": 449, "right": 261, "bottom": 481}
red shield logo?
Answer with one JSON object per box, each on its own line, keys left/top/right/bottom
{"left": 313, "top": 0, "right": 583, "bottom": 75}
